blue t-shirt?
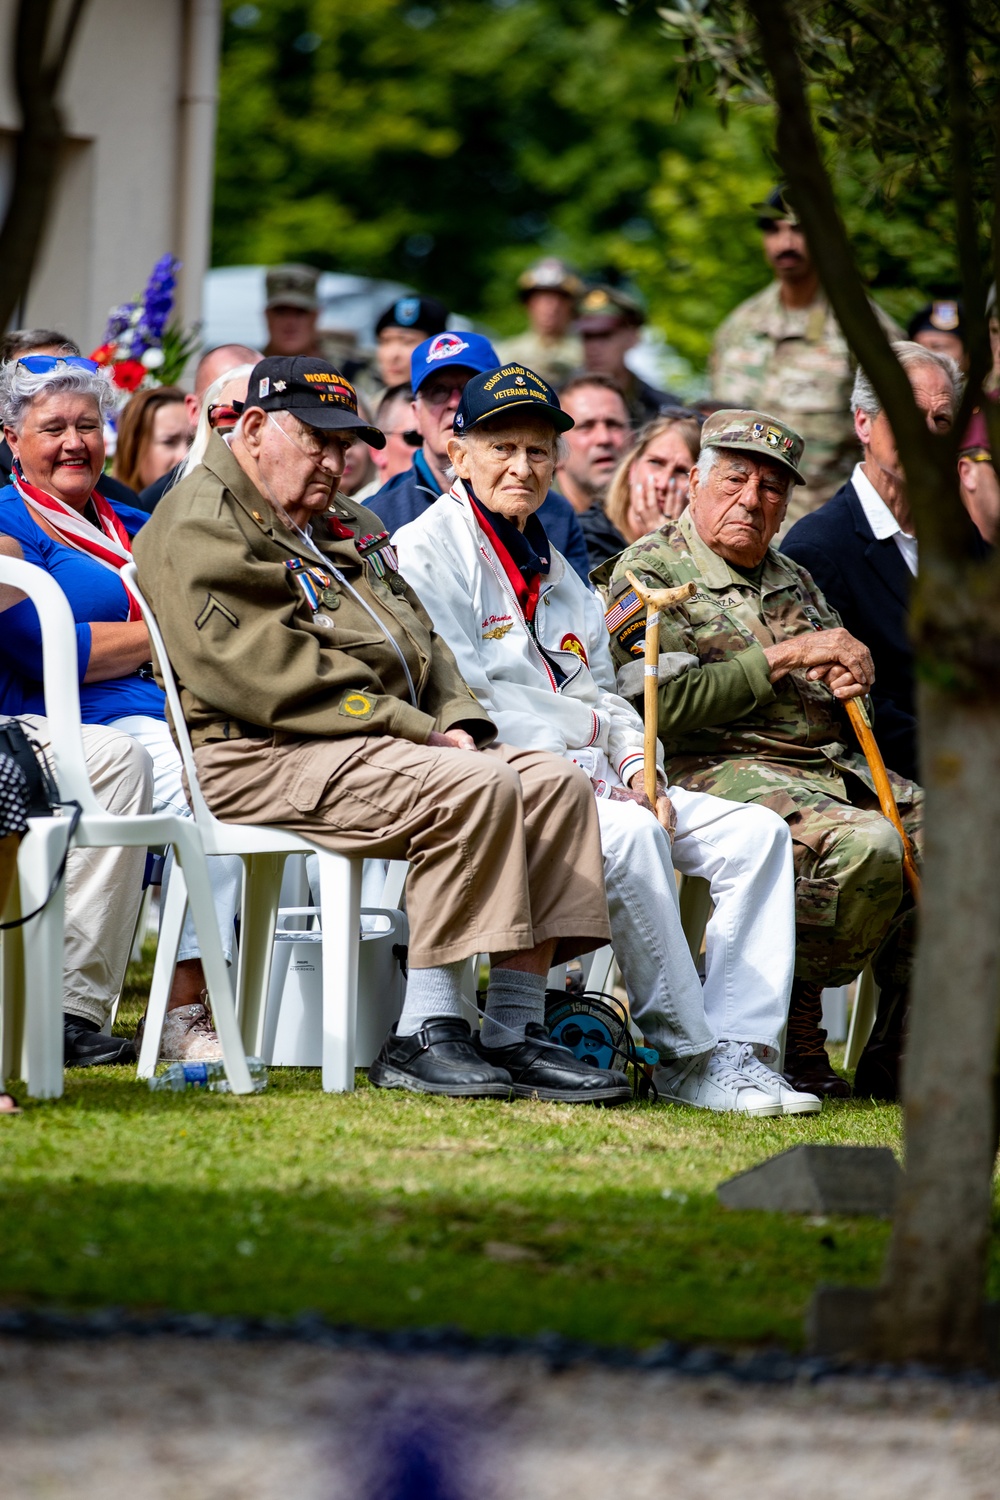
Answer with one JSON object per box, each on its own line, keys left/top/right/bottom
{"left": 0, "top": 486, "right": 165, "bottom": 725}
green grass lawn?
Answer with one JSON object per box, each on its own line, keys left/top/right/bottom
{"left": 2, "top": 945, "right": 995, "bottom": 1352}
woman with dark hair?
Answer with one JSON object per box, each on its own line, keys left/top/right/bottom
{"left": 113, "top": 386, "right": 193, "bottom": 493}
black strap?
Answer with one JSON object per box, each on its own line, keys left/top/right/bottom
{"left": 0, "top": 800, "right": 83, "bottom": 930}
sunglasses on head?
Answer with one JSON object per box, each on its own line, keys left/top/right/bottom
{"left": 207, "top": 402, "right": 241, "bottom": 430}
{"left": 17, "top": 355, "right": 99, "bottom": 374}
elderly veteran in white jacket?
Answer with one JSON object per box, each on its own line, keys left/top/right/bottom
{"left": 392, "top": 365, "right": 815, "bottom": 1115}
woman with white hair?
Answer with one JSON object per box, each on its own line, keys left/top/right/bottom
{"left": 0, "top": 354, "right": 241, "bottom": 1062}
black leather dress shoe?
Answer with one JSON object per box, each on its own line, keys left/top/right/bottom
{"left": 64, "top": 1017, "right": 136, "bottom": 1067}
{"left": 475, "top": 1023, "right": 632, "bottom": 1104}
{"left": 852, "top": 1040, "right": 900, "bottom": 1101}
{"left": 368, "top": 1017, "right": 513, "bottom": 1097}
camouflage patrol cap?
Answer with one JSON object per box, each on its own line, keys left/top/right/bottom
{"left": 265, "top": 263, "right": 320, "bottom": 312}
{"left": 699, "top": 408, "right": 806, "bottom": 485}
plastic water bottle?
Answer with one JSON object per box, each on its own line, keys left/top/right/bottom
{"left": 148, "top": 1058, "right": 268, "bottom": 1093}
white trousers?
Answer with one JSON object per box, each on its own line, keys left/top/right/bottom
{"left": 110, "top": 716, "right": 242, "bottom": 967}
{"left": 596, "top": 785, "right": 795, "bottom": 1061}
{"left": 19, "top": 716, "right": 154, "bottom": 1028}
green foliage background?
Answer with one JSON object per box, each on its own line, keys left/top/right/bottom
{"left": 214, "top": 0, "right": 959, "bottom": 372}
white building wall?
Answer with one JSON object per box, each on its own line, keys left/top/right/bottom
{"left": 0, "top": 0, "right": 219, "bottom": 352}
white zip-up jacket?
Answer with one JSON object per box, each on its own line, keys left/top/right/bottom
{"left": 392, "top": 480, "right": 663, "bottom": 789}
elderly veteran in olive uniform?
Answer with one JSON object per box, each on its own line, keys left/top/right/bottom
{"left": 132, "top": 356, "right": 628, "bottom": 1105}
{"left": 395, "top": 366, "right": 812, "bottom": 1118}
{"left": 600, "top": 410, "right": 923, "bottom": 1102}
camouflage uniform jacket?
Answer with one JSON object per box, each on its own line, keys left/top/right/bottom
{"left": 710, "top": 281, "right": 902, "bottom": 524}
{"left": 599, "top": 509, "right": 877, "bottom": 805}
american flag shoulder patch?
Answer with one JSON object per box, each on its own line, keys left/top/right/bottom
{"left": 605, "top": 588, "right": 643, "bottom": 633}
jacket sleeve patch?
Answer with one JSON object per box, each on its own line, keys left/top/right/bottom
{"left": 617, "top": 617, "right": 647, "bottom": 657}
{"left": 195, "top": 594, "right": 239, "bottom": 631}
{"left": 339, "top": 691, "right": 375, "bottom": 720}
{"left": 604, "top": 588, "right": 642, "bottom": 633}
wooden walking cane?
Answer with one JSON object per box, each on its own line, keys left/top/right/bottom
{"left": 624, "top": 572, "right": 697, "bottom": 806}
{"left": 844, "top": 697, "right": 921, "bottom": 900}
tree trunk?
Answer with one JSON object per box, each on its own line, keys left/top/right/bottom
{"left": 0, "top": 0, "right": 88, "bottom": 333}
{"left": 873, "top": 664, "right": 1000, "bottom": 1367}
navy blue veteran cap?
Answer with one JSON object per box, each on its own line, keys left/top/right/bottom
{"left": 375, "top": 295, "right": 449, "bottom": 338}
{"left": 241, "top": 356, "right": 385, "bottom": 448}
{"left": 453, "top": 364, "right": 575, "bottom": 435}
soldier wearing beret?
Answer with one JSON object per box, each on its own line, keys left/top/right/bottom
{"left": 906, "top": 299, "right": 967, "bottom": 370}
{"left": 133, "top": 356, "right": 627, "bottom": 1105}
{"left": 598, "top": 409, "right": 924, "bottom": 1101}
{"left": 710, "top": 188, "right": 902, "bottom": 525}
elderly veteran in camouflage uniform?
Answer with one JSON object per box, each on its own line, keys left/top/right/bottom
{"left": 599, "top": 409, "right": 923, "bottom": 1101}
{"left": 133, "top": 356, "right": 629, "bottom": 1106}
{"left": 710, "top": 187, "right": 902, "bottom": 525}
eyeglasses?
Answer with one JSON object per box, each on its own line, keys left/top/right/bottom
{"left": 207, "top": 402, "right": 241, "bottom": 430}
{"left": 17, "top": 355, "right": 99, "bottom": 374}
{"left": 267, "top": 412, "right": 349, "bottom": 461}
{"left": 417, "top": 381, "right": 468, "bottom": 407}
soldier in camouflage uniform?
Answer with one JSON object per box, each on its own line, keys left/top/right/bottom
{"left": 496, "top": 258, "right": 585, "bottom": 391}
{"left": 597, "top": 408, "right": 922, "bottom": 1101}
{"left": 710, "top": 188, "right": 902, "bottom": 526}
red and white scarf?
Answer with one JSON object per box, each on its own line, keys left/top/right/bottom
{"left": 11, "top": 463, "right": 142, "bottom": 620}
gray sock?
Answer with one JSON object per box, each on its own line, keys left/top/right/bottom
{"left": 397, "top": 960, "right": 467, "bottom": 1036}
{"left": 481, "top": 968, "right": 546, "bottom": 1048}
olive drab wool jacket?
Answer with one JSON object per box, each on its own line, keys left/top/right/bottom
{"left": 131, "top": 433, "right": 495, "bottom": 750}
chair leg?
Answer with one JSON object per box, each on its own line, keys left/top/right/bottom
{"left": 172, "top": 827, "right": 253, "bottom": 1095}
{"left": 584, "top": 944, "right": 616, "bottom": 996}
{"left": 18, "top": 820, "right": 68, "bottom": 1099}
{"left": 236, "top": 852, "right": 286, "bottom": 1057}
{"left": 678, "top": 874, "right": 713, "bottom": 963}
{"left": 1, "top": 877, "right": 26, "bottom": 1089}
{"left": 317, "top": 852, "right": 362, "bottom": 1092}
{"left": 845, "top": 965, "right": 880, "bottom": 1070}
{"left": 137, "top": 860, "right": 187, "bottom": 1079}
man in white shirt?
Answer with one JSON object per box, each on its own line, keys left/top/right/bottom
{"left": 782, "top": 340, "right": 967, "bottom": 785}
{"left": 393, "top": 363, "right": 815, "bottom": 1116}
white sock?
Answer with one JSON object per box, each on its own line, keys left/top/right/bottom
{"left": 397, "top": 961, "right": 467, "bottom": 1036}
{"left": 481, "top": 969, "right": 546, "bottom": 1048}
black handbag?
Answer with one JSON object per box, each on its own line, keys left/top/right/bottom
{"left": 0, "top": 717, "right": 60, "bottom": 816}
{"left": 0, "top": 717, "right": 81, "bottom": 930}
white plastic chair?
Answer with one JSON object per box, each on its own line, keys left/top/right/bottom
{"left": 0, "top": 557, "right": 253, "bottom": 1098}
{"left": 122, "top": 562, "right": 381, "bottom": 1093}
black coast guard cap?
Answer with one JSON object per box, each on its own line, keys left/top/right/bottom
{"left": 241, "top": 356, "right": 386, "bottom": 448}
{"left": 453, "top": 364, "right": 575, "bottom": 435}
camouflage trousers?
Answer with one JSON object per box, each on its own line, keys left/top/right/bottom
{"left": 669, "top": 754, "right": 922, "bottom": 988}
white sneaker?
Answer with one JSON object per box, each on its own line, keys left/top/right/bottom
{"left": 653, "top": 1046, "right": 782, "bottom": 1117}
{"left": 719, "top": 1041, "right": 822, "bottom": 1115}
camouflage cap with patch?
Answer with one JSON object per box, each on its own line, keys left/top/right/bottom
{"left": 699, "top": 408, "right": 806, "bottom": 484}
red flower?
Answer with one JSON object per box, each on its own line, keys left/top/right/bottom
{"left": 89, "top": 343, "right": 115, "bottom": 366}
{"left": 112, "top": 360, "right": 146, "bottom": 392}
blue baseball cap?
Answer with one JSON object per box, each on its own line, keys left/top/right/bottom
{"left": 410, "top": 330, "right": 499, "bottom": 394}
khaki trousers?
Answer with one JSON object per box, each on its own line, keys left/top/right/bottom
{"left": 194, "top": 735, "right": 611, "bottom": 968}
